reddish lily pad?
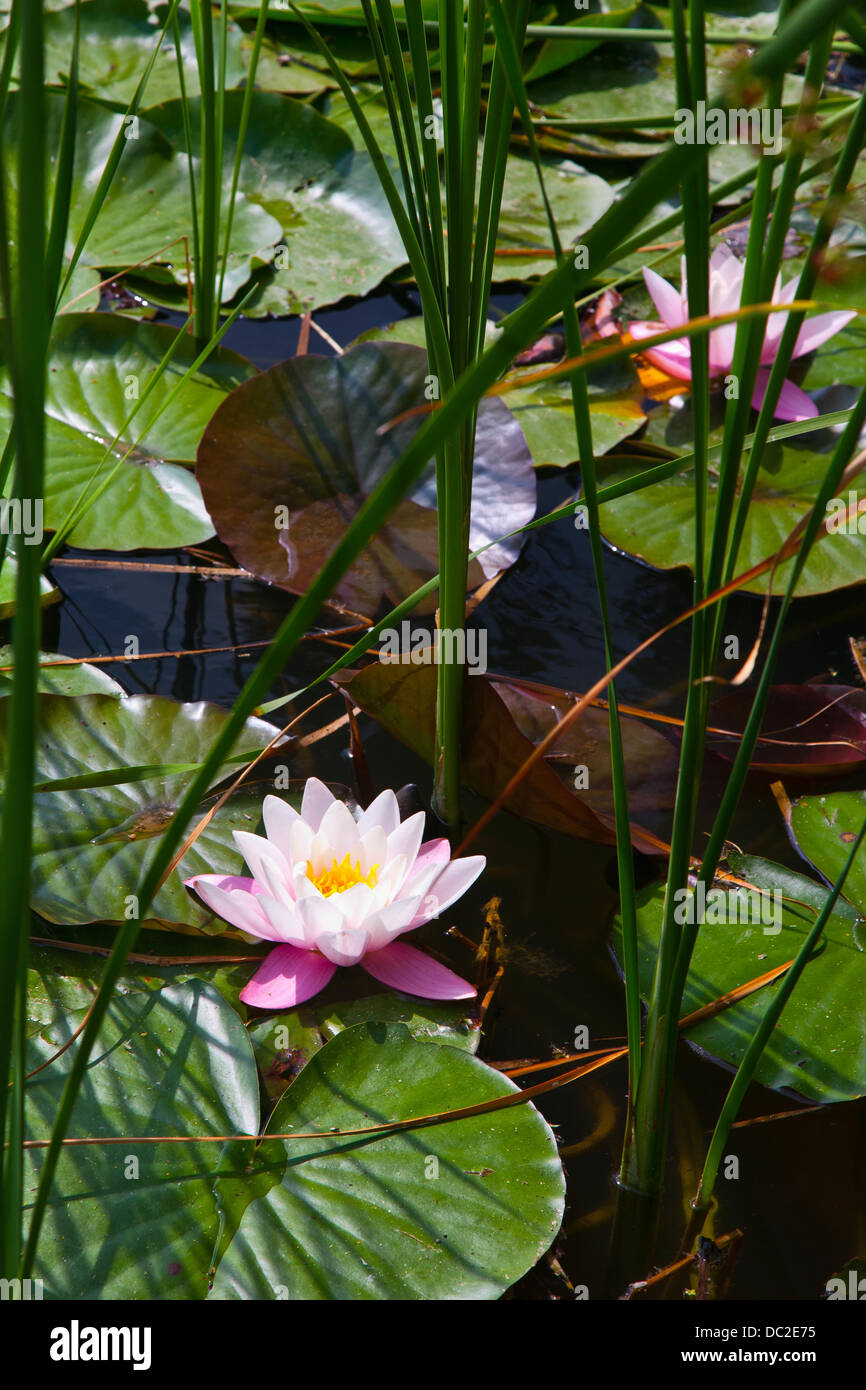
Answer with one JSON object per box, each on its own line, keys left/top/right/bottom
{"left": 334, "top": 660, "right": 676, "bottom": 852}
{"left": 196, "top": 342, "right": 536, "bottom": 617}
{"left": 708, "top": 684, "right": 866, "bottom": 774}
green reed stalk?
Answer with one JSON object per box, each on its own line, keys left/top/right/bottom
{"left": 414, "top": 22, "right": 858, "bottom": 52}
{"left": 0, "top": 0, "right": 46, "bottom": 1277}
{"left": 189, "top": 0, "right": 219, "bottom": 342}
{"left": 309, "top": 0, "right": 526, "bottom": 824}
{"left": 621, "top": 0, "right": 713, "bottom": 1197}
{"left": 217, "top": 0, "right": 270, "bottom": 309}
{"left": 638, "top": 0, "right": 854, "bottom": 1200}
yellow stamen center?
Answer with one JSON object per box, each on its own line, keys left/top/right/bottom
{"left": 306, "top": 853, "right": 379, "bottom": 897}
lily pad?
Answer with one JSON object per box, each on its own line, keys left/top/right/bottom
{"left": 196, "top": 341, "right": 536, "bottom": 616}
{"left": 785, "top": 789, "right": 866, "bottom": 920}
{"left": 26, "top": 979, "right": 261, "bottom": 1299}
{"left": 335, "top": 660, "right": 671, "bottom": 852}
{"left": 526, "top": 35, "right": 794, "bottom": 133}
{"left": 0, "top": 557, "right": 61, "bottom": 620}
{"left": 1, "top": 692, "right": 287, "bottom": 932}
{"left": 209, "top": 1021, "right": 565, "bottom": 1299}
{"left": 647, "top": 0, "right": 787, "bottom": 39}
{"left": 143, "top": 89, "right": 407, "bottom": 314}
{"left": 0, "top": 314, "right": 256, "bottom": 551}
{"left": 597, "top": 359, "right": 866, "bottom": 597}
{"left": 1, "top": 91, "right": 282, "bottom": 305}
{"left": 38, "top": 0, "right": 246, "bottom": 109}
{"left": 253, "top": 0, "right": 440, "bottom": 21}
{"left": 325, "top": 93, "right": 614, "bottom": 287}
{"left": 522, "top": 5, "right": 640, "bottom": 84}
{"left": 614, "top": 851, "right": 866, "bottom": 1101}
{"left": 250, "top": 25, "right": 379, "bottom": 94}
{"left": 250, "top": 993, "right": 480, "bottom": 1100}
{"left": 0, "top": 647, "right": 124, "bottom": 699}
{"left": 708, "top": 685, "right": 866, "bottom": 774}
{"left": 493, "top": 153, "right": 616, "bottom": 282}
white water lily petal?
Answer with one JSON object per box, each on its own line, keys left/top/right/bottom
{"left": 385, "top": 812, "right": 426, "bottom": 890}
{"left": 188, "top": 779, "right": 486, "bottom": 1010}
{"left": 374, "top": 853, "right": 408, "bottom": 905}
{"left": 261, "top": 794, "right": 302, "bottom": 862}
{"left": 394, "top": 859, "right": 443, "bottom": 907}
{"left": 317, "top": 798, "right": 361, "bottom": 861}
{"left": 762, "top": 274, "right": 800, "bottom": 357}
{"left": 233, "top": 831, "right": 292, "bottom": 904}
{"left": 300, "top": 776, "right": 336, "bottom": 831}
{"left": 330, "top": 881, "right": 378, "bottom": 930}
{"left": 357, "top": 824, "right": 388, "bottom": 876}
{"left": 366, "top": 895, "right": 424, "bottom": 951}
{"left": 412, "top": 856, "right": 487, "bottom": 925}
{"left": 190, "top": 880, "right": 282, "bottom": 942}
{"left": 295, "top": 893, "right": 344, "bottom": 939}
{"left": 288, "top": 816, "right": 315, "bottom": 871}
{"left": 643, "top": 267, "right": 685, "bottom": 328}
{"left": 316, "top": 927, "right": 371, "bottom": 967}
{"left": 258, "top": 894, "right": 317, "bottom": 949}
{"left": 356, "top": 787, "right": 400, "bottom": 835}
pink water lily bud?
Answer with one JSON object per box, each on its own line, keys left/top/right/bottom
{"left": 628, "top": 245, "right": 855, "bottom": 421}
{"left": 185, "top": 778, "right": 484, "bottom": 1011}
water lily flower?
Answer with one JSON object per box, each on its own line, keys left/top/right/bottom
{"left": 185, "top": 779, "right": 484, "bottom": 1010}
{"left": 627, "top": 245, "right": 855, "bottom": 422}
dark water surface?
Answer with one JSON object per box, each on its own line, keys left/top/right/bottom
{"left": 35, "top": 286, "right": 866, "bottom": 1299}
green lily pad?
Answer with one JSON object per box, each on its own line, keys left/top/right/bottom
{"left": 0, "top": 558, "right": 61, "bottom": 620}
{"left": 1, "top": 692, "right": 287, "bottom": 933}
{"left": 324, "top": 92, "right": 614, "bottom": 287}
{"left": 0, "top": 647, "right": 124, "bottom": 699}
{"left": 250, "top": 24, "right": 379, "bottom": 93}
{"left": 523, "top": 4, "right": 640, "bottom": 84}
{"left": 37, "top": 0, "right": 246, "bottom": 109}
{"left": 1, "top": 91, "right": 282, "bottom": 305}
{"left": 26, "top": 979, "right": 260, "bottom": 1299}
{"left": 614, "top": 852, "right": 866, "bottom": 1102}
{"left": 494, "top": 154, "right": 615, "bottom": 282}
{"left": 500, "top": 354, "right": 646, "bottom": 463}
{"left": 785, "top": 789, "right": 866, "bottom": 921}
{"left": 196, "top": 341, "right": 536, "bottom": 616}
{"left": 250, "top": 994, "right": 480, "bottom": 1100}
{"left": 209, "top": 1021, "right": 565, "bottom": 1299}
{"left": 247, "top": 0, "right": 440, "bottom": 21}
{"left": 0, "top": 313, "right": 256, "bottom": 551}
{"left": 646, "top": 0, "right": 787, "bottom": 39}
{"left": 527, "top": 35, "right": 797, "bottom": 132}
{"left": 142, "top": 88, "right": 407, "bottom": 313}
